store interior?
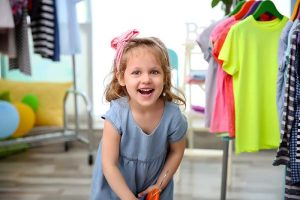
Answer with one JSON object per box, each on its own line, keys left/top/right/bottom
{"left": 0, "top": 0, "right": 298, "bottom": 199}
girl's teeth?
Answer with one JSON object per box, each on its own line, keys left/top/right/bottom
{"left": 138, "top": 89, "right": 153, "bottom": 94}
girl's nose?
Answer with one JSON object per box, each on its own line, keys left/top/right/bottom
{"left": 142, "top": 73, "right": 150, "bottom": 83}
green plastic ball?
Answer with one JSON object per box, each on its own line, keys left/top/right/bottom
{"left": 21, "top": 94, "right": 39, "bottom": 112}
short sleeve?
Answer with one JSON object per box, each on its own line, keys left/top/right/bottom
{"left": 101, "top": 100, "right": 122, "bottom": 134}
{"left": 218, "top": 26, "right": 239, "bottom": 75}
{"left": 168, "top": 107, "right": 188, "bottom": 143}
{"left": 197, "top": 23, "right": 215, "bottom": 62}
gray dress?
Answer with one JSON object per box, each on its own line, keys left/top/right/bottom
{"left": 90, "top": 97, "right": 187, "bottom": 200}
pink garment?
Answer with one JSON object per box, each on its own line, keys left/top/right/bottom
{"left": 209, "top": 17, "right": 235, "bottom": 45}
{"left": 111, "top": 29, "right": 139, "bottom": 71}
{"left": 209, "top": 19, "right": 239, "bottom": 137}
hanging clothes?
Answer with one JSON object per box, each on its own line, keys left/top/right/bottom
{"left": 274, "top": 22, "right": 300, "bottom": 199}
{"left": 276, "top": 19, "right": 294, "bottom": 123}
{"left": 285, "top": 166, "right": 300, "bottom": 199}
{"left": 8, "top": 0, "right": 31, "bottom": 75}
{"left": 55, "top": 0, "right": 82, "bottom": 55}
{"left": 209, "top": 16, "right": 238, "bottom": 137}
{"left": 274, "top": 21, "right": 300, "bottom": 165}
{"left": 0, "top": 0, "right": 16, "bottom": 58}
{"left": 29, "top": 0, "right": 60, "bottom": 61}
{"left": 272, "top": 2, "right": 300, "bottom": 198}
{"left": 219, "top": 15, "right": 288, "bottom": 153}
{"left": 196, "top": 16, "right": 228, "bottom": 128}
{"left": 209, "top": 2, "right": 275, "bottom": 137}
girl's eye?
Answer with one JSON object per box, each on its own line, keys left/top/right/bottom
{"left": 131, "top": 71, "right": 140, "bottom": 75}
{"left": 151, "top": 70, "right": 160, "bottom": 75}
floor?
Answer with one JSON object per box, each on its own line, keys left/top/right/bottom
{"left": 0, "top": 130, "right": 285, "bottom": 200}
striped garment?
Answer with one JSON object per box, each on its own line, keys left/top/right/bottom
{"left": 30, "top": 0, "right": 59, "bottom": 61}
{"left": 295, "top": 45, "right": 300, "bottom": 163}
{"left": 285, "top": 166, "right": 300, "bottom": 199}
{"left": 273, "top": 25, "right": 299, "bottom": 166}
{"left": 9, "top": 6, "right": 31, "bottom": 75}
{"left": 290, "top": 50, "right": 300, "bottom": 183}
{"left": 274, "top": 23, "right": 300, "bottom": 199}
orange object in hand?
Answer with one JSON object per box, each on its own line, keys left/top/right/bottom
{"left": 146, "top": 188, "right": 160, "bottom": 200}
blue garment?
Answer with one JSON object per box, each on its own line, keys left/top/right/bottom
{"left": 55, "top": 0, "right": 82, "bottom": 55}
{"left": 90, "top": 97, "right": 188, "bottom": 200}
{"left": 277, "top": 20, "right": 299, "bottom": 124}
{"left": 276, "top": 20, "right": 293, "bottom": 122}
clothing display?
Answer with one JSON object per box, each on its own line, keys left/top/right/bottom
{"left": 209, "top": 16, "right": 238, "bottom": 137}
{"left": 196, "top": 1, "right": 300, "bottom": 198}
{"left": 273, "top": 21, "right": 300, "bottom": 199}
{"left": 220, "top": 15, "right": 287, "bottom": 153}
{"left": 0, "top": 0, "right": 82, "bottom": 75}
{"left": 197, "top": 1, "right": 287, "bottom": 153}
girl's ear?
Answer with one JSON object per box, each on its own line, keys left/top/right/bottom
{"left": 117, "top": 71, "right": 125, "bottom": 86}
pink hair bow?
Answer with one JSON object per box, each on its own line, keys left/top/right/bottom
{"left": 111, "top": 29, "right": 139, "bottom": 71}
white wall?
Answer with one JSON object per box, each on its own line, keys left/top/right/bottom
{"left": 273, "top": 0, "right": 291, "bottom": 17}
{"left": 90, "top": 0, "right": 292, "bottom": 128}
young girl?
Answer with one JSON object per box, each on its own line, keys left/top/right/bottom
{"left": 90, "top": 29, "right": 188, "bottom": 200}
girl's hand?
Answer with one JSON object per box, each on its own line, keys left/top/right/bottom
{"left": 137, "top": 185, "right": 160, "bottom": 198}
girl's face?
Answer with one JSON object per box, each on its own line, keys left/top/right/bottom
{"left": 118, "top": 47, "right": 164, "bottom": 108}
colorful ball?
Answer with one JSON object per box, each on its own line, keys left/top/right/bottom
{"left": 0, "top": 101, "right": 19, "bottom": 139}
{"left": 12, "top": 102, "right": 36, "bottom": 138}
{"left": 21, "top": 94, "right": 39, "bottom": 112}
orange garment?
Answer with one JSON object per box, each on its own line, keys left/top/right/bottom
{"left": 233, "top": 0, "right": 256, "bottom": 20}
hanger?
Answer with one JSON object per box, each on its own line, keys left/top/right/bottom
{"left": 228, "top": 0, "right": 246, "bottom": 16}
{"left": 291, "top": 0, "right": 300, "bottom": 21}
{"left": 252, "top": 0, "right": 283, "bottom": 20}
{"left": 234, "top": 1, "right": 256, "bottom": 20}
{"left": 242, "top": 1, "right": 262, "bottom": 19}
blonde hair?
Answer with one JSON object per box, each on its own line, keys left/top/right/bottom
{"left": 104, "top": 37, "right": 186, "bottom": 107}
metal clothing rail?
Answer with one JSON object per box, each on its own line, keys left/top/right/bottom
{"left": 0, "top": 88, "right": 95, "bottom": 165}
{"left": 220, "top": 140, "right": 230, "bottom": 200}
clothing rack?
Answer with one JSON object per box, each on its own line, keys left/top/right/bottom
{"left": 0, "top": 0, "right": 95, "bottom": 164}
{"left": 216, "top": 1, "right": 291, "bottom": 198}
{"left": 0, "top": 54, "right": 95, "bottom": 165}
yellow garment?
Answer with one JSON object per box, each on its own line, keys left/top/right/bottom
{"left": 219, "top": 16, "right": 288, "bottom": 153}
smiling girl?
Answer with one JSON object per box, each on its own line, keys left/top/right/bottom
{"left": 90, "top": 29, "right": 188, "bottom": 200}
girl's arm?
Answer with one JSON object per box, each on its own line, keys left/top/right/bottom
{"left": 102, "top": 120, "right": 138, "bottom": 200}
{"left": 156, "top": 138, "right": 186, "bottom": 190}
{"left": 138, "top": 137, "right": 186, "bottom": 197}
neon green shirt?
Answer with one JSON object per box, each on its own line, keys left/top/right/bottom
{"left": 219, "top": 15, "right": 288, "bottom": 153}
